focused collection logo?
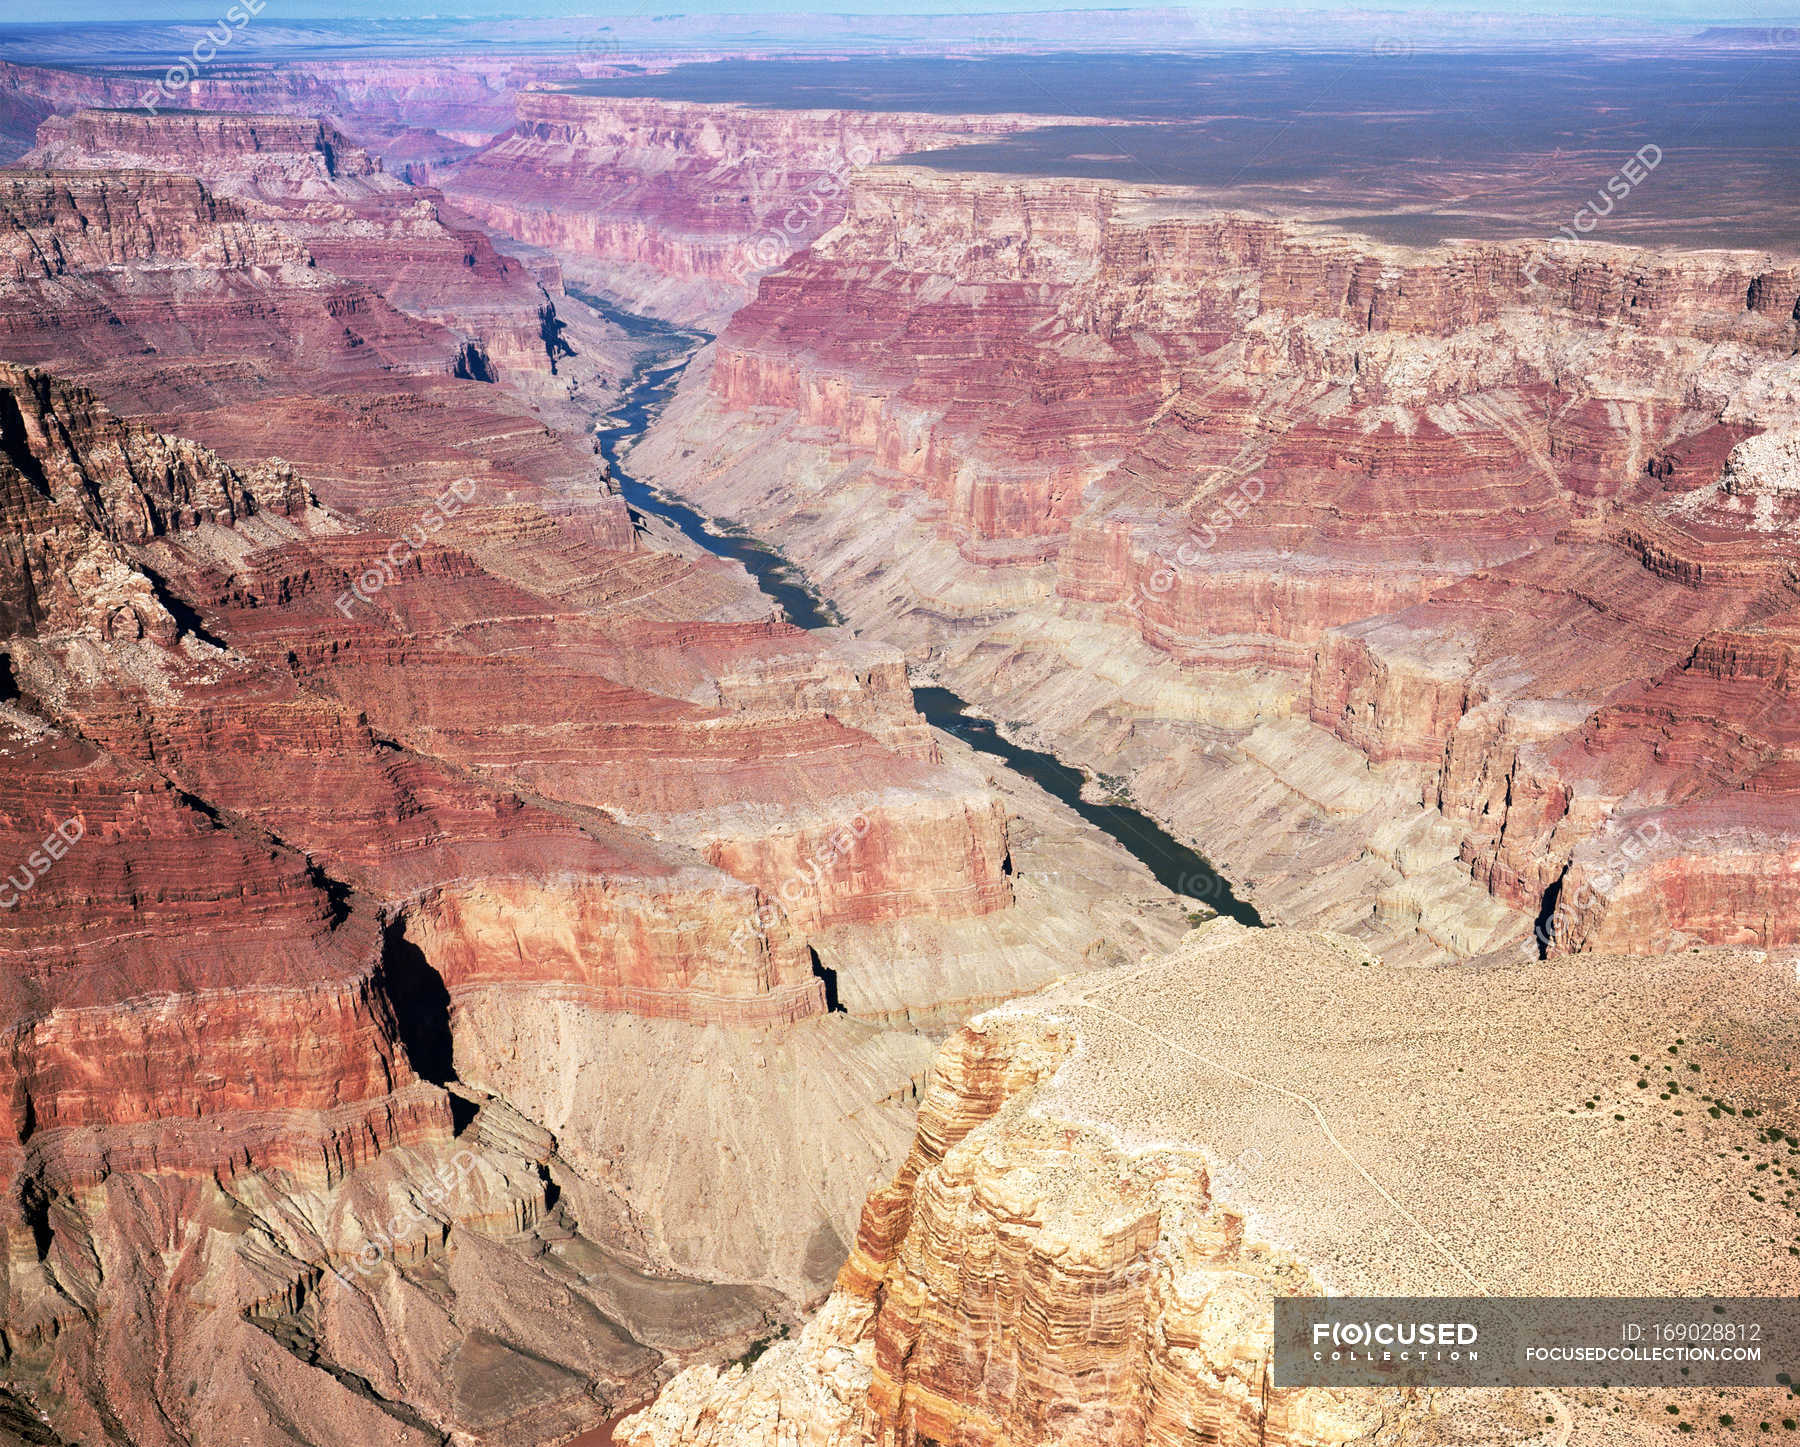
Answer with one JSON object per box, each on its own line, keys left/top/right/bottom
{"left": 1279, "top": 1296, "right": 1793, "bottom": 1388}
{"left": 1311, "top": 1318, "right": 1479, "bottom": 1362}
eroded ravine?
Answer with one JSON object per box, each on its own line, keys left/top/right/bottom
{"left": 593, "top": 309, "right": 1257, "bottom": 924}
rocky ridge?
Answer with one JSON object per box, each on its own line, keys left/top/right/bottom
{"left": 24, "top": 106, "right": 631, "bottom": 399}
{"left": 442, "top": 94, "right": 1124, "bottom": 324}
{"left": 0, "top": 103, "right": 1195, "bottom": 1444}
{"left": 634, "top": 164, "right": 1800, "bottom": 963}
{"left": 620, "top": 919, "right": 1800, "bottom": 1447}
{"left": 0, "top": 55, "right": 620, "bottom": 173}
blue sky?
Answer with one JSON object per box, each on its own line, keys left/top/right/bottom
{"left": 23, "top": 1, "right": 1800, "bottom": 21}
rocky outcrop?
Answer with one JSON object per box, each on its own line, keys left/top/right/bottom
{"left": 28, "top": 108, "right": 385, "bottom": 192}
{"left": 618, "top": 1004, "right": 1387, "bottom": 1447}
{"left": 0, "top": 152, "right": 637, "bottom": 572}
{"left": 23, "top": 107, "right": 626, "bottom": 397}
{"left": 0, "top": 110, "right": 1194, "bottom": 1444}
{"left": 442, "top": 95, "right": 1112, "bottom": 324}
{"left": 0, "top": 334, "right": 833, "bottom": 1447}
{"left": 0, "top": 356, "right": 299, "bottom": 637}
{"left": 636, "top": 164, "right": 1800, "bottom": 960}
{"left": 0, "top": 365, "right": 655, "bottom": 1445}
{"left": 0, "top": 711, "right": 420, "bottom": 1156}
{"left": 620, "top": 920, "right": 1800, "bottom": 1446}
{"left": 0, "top": 56, "right": 596, "bottom": 170}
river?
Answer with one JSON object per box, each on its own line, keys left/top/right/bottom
{"left": 583, "top": 292, "right": 1260, "bottom": 926}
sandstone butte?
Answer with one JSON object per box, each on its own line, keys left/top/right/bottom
{"left": 0, "top": 52, "right": 1793, "bottom": 1447}
{"left": 0, "top": 97, "right": 1189, "bottom": 1443}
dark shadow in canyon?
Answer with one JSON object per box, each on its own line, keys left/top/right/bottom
{"left": 0, "top": 390, "right": 49, "bottom": 496}
{"left": 19, "top": 1177, "right": 51, "bottom": 1261}
{"left": 1535, "top": 876, "right": 1564, "bottom": 960}
{"left": 308, "top": 864, "right": 353, "bottom": 929}
{"left": 810, "top": 948, "right": 844, "bottom": 1012}
{"left": 379, "top": 918, "right": 458, "bottom": 1090}
{"left": 540, "top": 303, "right": 575, "bottom": 371}
{"left": 249, "top": 1315, "right": 443, "bottom": 1438}
{"left": 0, "top": 1387, "right": 69, "bottom": 1446}
{"left": 452, "top": 340, "right": 495, "bottom": 382}
{"left": 136, "top": 562, "right": 228, "bottom": 650}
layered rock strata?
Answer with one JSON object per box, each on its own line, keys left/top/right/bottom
{"left": 0, "top": 55, "right": 614, "bottom": 171}
{"left": 635, "top": 164, "right": 1800, "bottom": 961}
{"left": 442, "top": 95, "right": 1113, "bottom": 323}
{"left": 0, "top": 310, "right": 868, "bottom": 1447}
{"left": 0, "top": 110, "right": 1193, "bottom": 1444}
{"left": 24, "top": 106, "right": 634, "bottom": 400}
{"left": 621, "top": 920, "right": 1800, "bottom": 1446}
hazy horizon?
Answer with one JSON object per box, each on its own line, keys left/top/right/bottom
{"left": 14, "top": 1, "right": 1800, "bottom": 25}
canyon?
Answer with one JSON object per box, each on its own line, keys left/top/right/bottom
{"left": 0, "top": 25, "right": 1795, "bottom": 1447}
{"left": 484, "top": 81, "right": 1800, "bottom": 1442}
{"left": 619, "top": 920, "right": 1800, "bottom": 1447}
{"left": 0, "top": 84, "right": 1186, "bottom": 1445}
{"left": 634, "top": 163, "right": 1800, "bottom": 965}
{"left": 440, "top": 93, "right": 1121, "bottom": 325}
{"left": 0, "top": 53, "right": 609, "bottom": 174}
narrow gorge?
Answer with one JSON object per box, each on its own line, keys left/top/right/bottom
{"left": 627, "top": 160, "right": 1800, "bottom": 967}
{"left": 594, "top": 303, "right": 1259, "bottom": 926}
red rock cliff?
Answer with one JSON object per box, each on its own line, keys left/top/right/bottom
{"left": 644, "top": 163, "right": 1800, "bottom": 956}
{"left": 443, "top": 94, "right": 1113, "bottom": 322}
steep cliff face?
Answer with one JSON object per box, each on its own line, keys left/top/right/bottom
{"left": 620, "top": 920, "right": 1800, "bottom": 1447}
{"left": 0, "top": 365, "right": 677, "bottom": 1446}
{"left": 0, "top": 716, "right": 414, "bottom": 1152}
{"left": 442, "top": 95, "right": 1107, "bottom": 323}
{"left": 0, "top": 164, "right": 305, "bottom": 276}
{"left": 28, "top": 109, "right": 386, "bottom": 194}
{"left": 0, "top": 348, "right": 867, "bottom": 1447}
{"left": 637, "top": 164, "right": 1800, "bottom": 960}
{"left": 0, "top": 152, "right": 1036, "bottom": 995}
{"left": 619, "top": 1006, "right": 1375, "bottom": 1447}
{"left": 0, "top": 165, "right": 461, "bottom": 397}
{"left": 619, "top": 996, "right": 1390, "bottom": 1447}
{"left": 0, "top": 151, "right": 636, "bottom": 560}
{"left": 0, "top": 56, "right": 591, "bottom": 170}
{"left": 24, "top": 107, "right": 624, "bottom": 397}
{"left": 823, "top": 1016, "right": 1372, "bottom": 1447}
{"left": 0, "top": 355, "right": 299, "bottom": 639}
{"left": 0, "top": 367, "right": 400, "bottom": 1155}
{"left": 0, "top": 357, "right": 1022, "bottom": 1026}
{"left": 0, "top": 112, "right": 1195, "bottom": 1442}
